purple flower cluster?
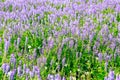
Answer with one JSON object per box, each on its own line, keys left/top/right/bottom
{"left": 104, "top": 70, "right": 120, "bottom": 80}
{"left": 47, "top": 74, "right": 65, "bottom": 80}
{"left": 8, "top": 69, "right": 16, "bottom": 80}
{"left": 1, "top": 63, "right": 10, "bottom": 74}
{"left": 1, "top": 62, "right": 41, "bottom": 79}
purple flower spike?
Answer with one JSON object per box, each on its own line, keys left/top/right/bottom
{"left": 4, "top": 39, "right": 10, "bottom": 53}
{"left": 47, "top": 74, "right": 54, "bottom": 80}
{"left": 55, "top": 74, "right": 61, "bottom": 80}
{"left": 69, "top": 40, "right": 74, "bottom": 48}
{"left": 5, "top": 64, "right": 10, "bottom": 74}
{"left": 26, "top": 68, "right": 30, "bottom": 75}
{"left": 62, "top": 76, "right": 66, "bottom": 80}
{"left": 26, "top": 75, "right": 29, "bottom": 80}
{"left": 1, "top": 63, "right": 10, "bottom": 74}
{"left": 10, "top": 54, "right": 16, "bottom": 68}
{"left": 33, "top": 66, "right": 40, "bottom": 75}
{"left": 116, "top": 75, "right": 120, "bottom": 80}
{"left": 1, "top": 63, "right": 7, "bottom": 73}
{"left": 98, "top": 53, "right": 102, "bottom": 63}
{"left": 108, "top": 70, "right": 114, "bottom": 80}
{"left": 0, "top": 38, "right": 2, "bottom": 43}
{"left": 48, "top": 36, "right": 54, "bottom": 49}
{"left": 8, "top": 69, "right": 16, "bottom": 80}
{"left": 37, "top": 73, "right": 42, "bottom": 80}
{"left": 29, "top": 71, "right": 34, "bottom": 78}
{"left": 17, "top": 66, "right": 22, "bottom": 76}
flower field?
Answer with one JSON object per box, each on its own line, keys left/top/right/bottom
{"left": 0, "top": 0, "right": 120, "bottom": 80}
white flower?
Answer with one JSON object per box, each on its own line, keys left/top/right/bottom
{"left": 28, "top": 45, "right": 31, "bottom": 48}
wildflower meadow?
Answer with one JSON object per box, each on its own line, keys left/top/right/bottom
{"left": 0, "top": 0, "right": 120, "bottom": 80}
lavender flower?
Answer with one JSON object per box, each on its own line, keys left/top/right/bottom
{"left": 26, "top": 75, "right": 29, "bottom": 80}
{"left": 104, "top": 77, "right": 108, "bottom": 80}
{"left": 48, "top": 36, "right": 54, "bottom": 49}
{"left": 10, "top": 54, "right": 16, "bottom": 68}
{"left": 8, "top": 69, "right": 16, "bottom": 80}
{"left": 108, "top": 70, "right": 114, "bottom": 80}
{"left": 47, "top": 74, "right": 54, "bottom": 80}
{"left": 37, "top": 73, "right": 42, "bottom": 80}
{"left": 5, "top": 64, "right": 10, "bottom": 74}
{"left": 25, "top": 68, "right": 30, "bottom": 75}
{"left": 29, "top": 71, "right": 34, "bottom": 78}
{"left": 57, "top": 47, "right": 62, "bottom": 61}
{"left": 98, "top": 53, "right": 102, "bottom": 63}
{"left": 33, "top": 66, "right": 40, "bottom": 75}
{"left": 62, "top": 76, "right": 66, "bottom": 80}
{"left": 1, "top": 63, "right": 6, "bottom": 73}
{"left": 1, "top": 63, "right": 10, "bottom": 74}
{"left": 37, "top": 56, "right": 46, "bottom": 67}
{"left": 115, "top": 4, "right": 120, "bottom": 12}
{"left": 17, "top": 66, "right": 22, "bottom": 76}
{"left": 0, "top": 38, "right": 2, "bottom": 43}
{"left": 71, "top": 26, "right": 76, "bottom": 35}
{"left": 4, "top": 39, "right": 10, "bottom": 53}
{"left": 55, "top": 74, "right": 61, "bottom": 80}
{"left": 116, "top": 75, "right": 120, "bottom": 80}
{"left": 69, "top": 40, "right": 74, "bottom": 48}
{"left": 105, "top": 55, "right": 110, "bottom": 62}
